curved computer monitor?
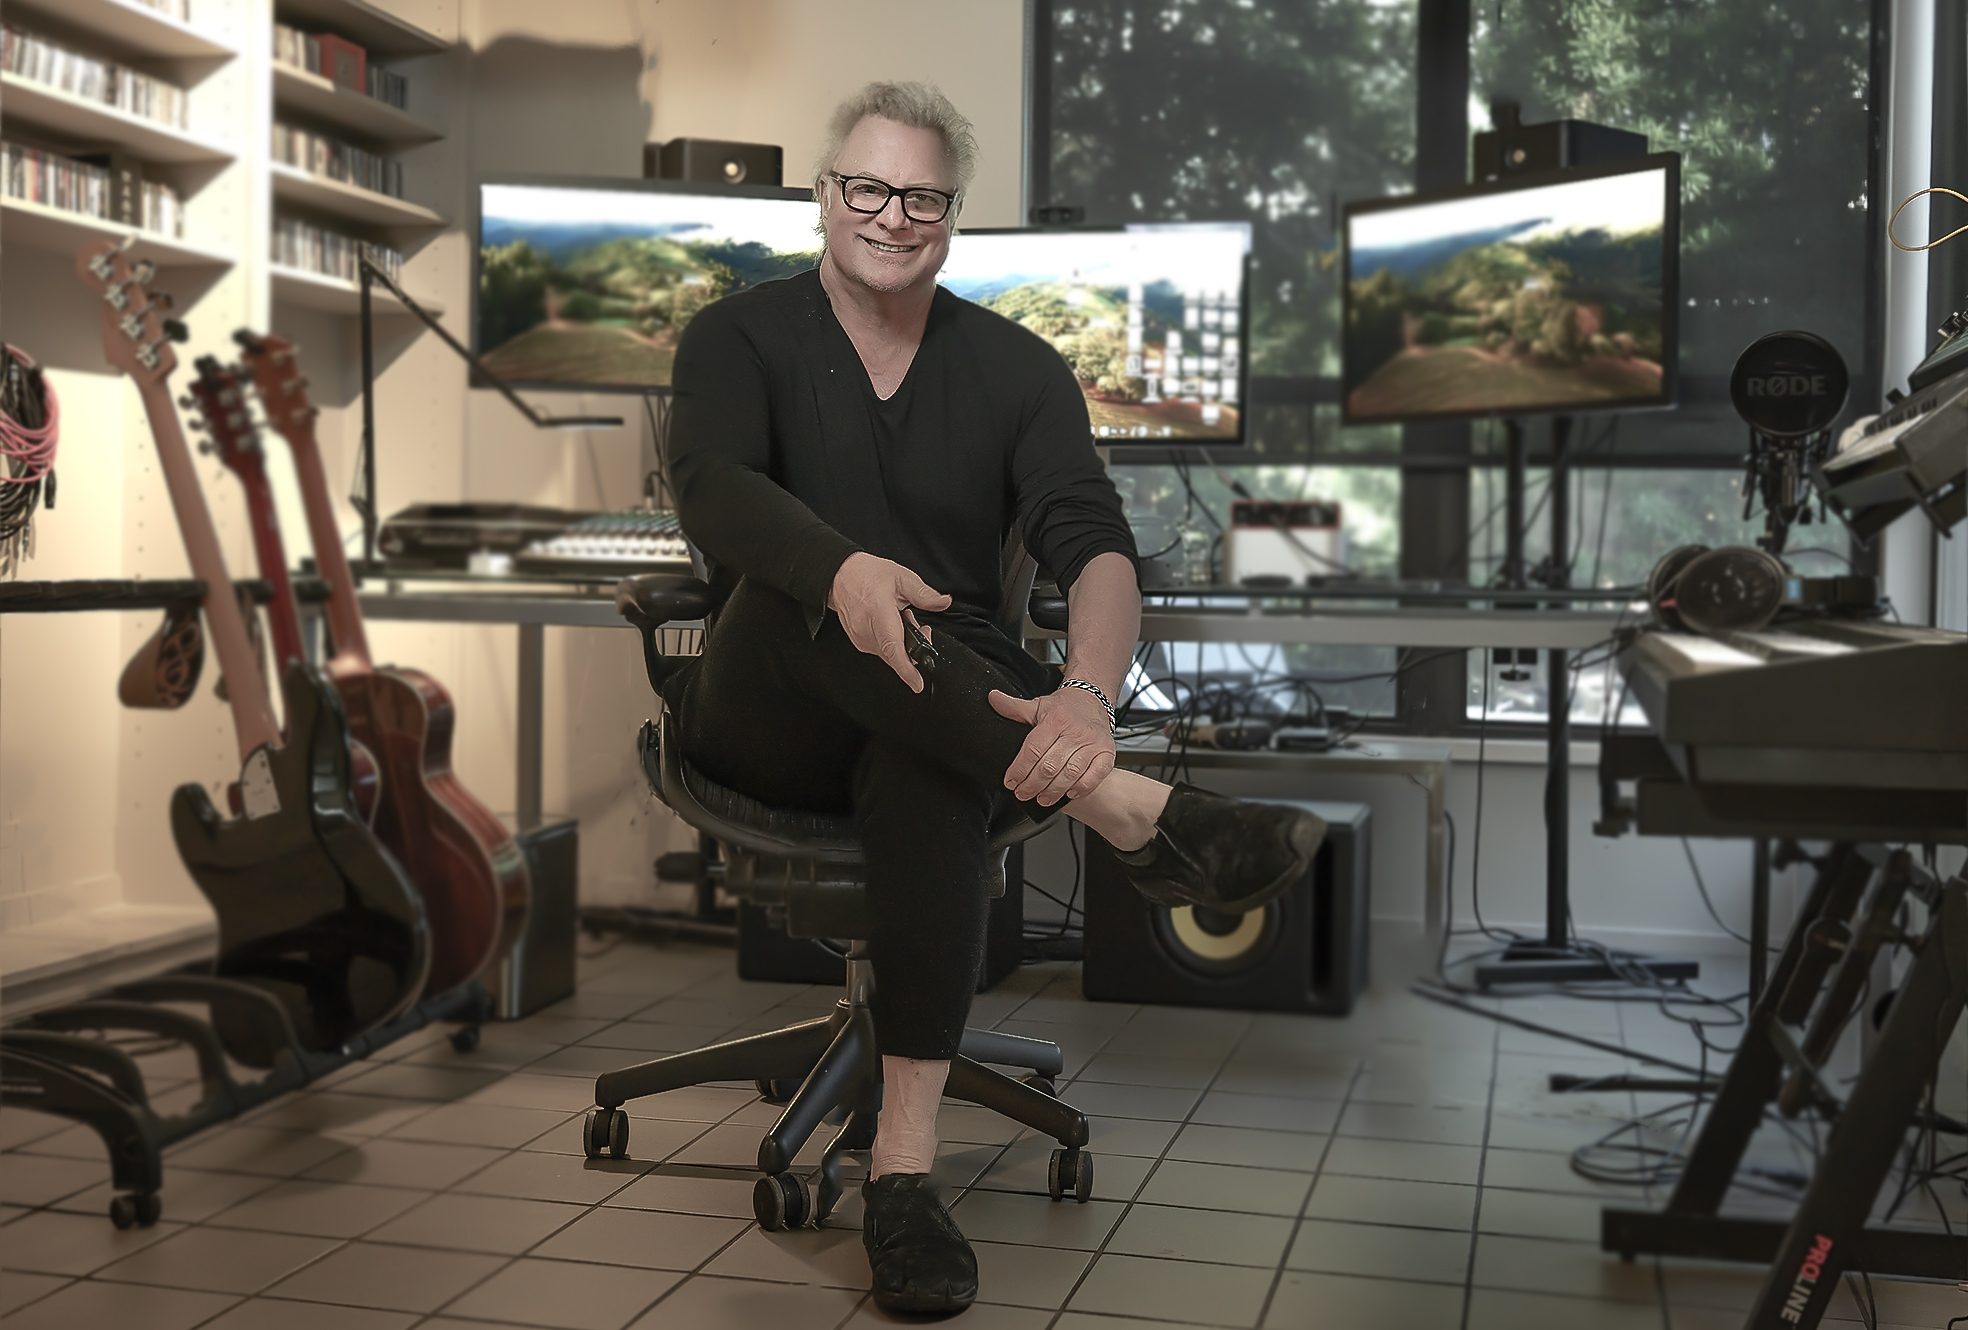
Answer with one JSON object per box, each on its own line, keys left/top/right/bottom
{"left": 939, "top": 221, "right": 1253, "bottom": 447}
{"left": 1341, "top": 153, "right": 1680, "bottom": 425}
{"left": 474, "top": 176, "right": 820, "bottom": 393}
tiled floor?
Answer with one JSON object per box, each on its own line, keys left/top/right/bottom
{"left": 1, "top": 936, "right": 1958, "bottom": 1329}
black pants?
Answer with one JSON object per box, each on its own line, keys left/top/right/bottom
{"left": 663, "top": 579, "right": 1067, "bottom": 1059}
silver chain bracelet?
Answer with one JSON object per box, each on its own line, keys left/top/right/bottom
{"left": 1059, "top": 677, "right": 1117, "bottom": 733}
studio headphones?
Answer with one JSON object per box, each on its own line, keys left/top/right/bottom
{"left": 1645, "top": 544, "right": 1879, "bottom": 636}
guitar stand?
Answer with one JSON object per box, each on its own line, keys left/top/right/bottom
{"left": 0, "top": 977, "right": 493, "bottom": 1228}
{"left": 1601, "top": 846, "right": 1968, "bottom": 1330}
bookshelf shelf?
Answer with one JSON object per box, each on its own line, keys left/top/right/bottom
{"left": 271, "top": 63, "right": 442, "bottom": 145}
{"left": 270, "top": 162, "right": 445, "bottom": 230}
{"left": 271, "top": 263, "right": 446, "bottom": 317}
{"left": 274, "top": 0, "right": 449, "bottom": 58}
{"left": 0, "top": 74, "right": 236, "bottom": 167}
{"left": 4, "top": 0, "right": 236, "bottom": 64}
{"left": 0, "top": 195, "right": 233, "bottom": 267}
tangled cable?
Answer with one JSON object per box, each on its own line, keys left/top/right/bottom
{"left": 0, "top": 343, "right": 59, "bottom": 577}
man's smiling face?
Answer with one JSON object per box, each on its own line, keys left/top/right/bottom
{"left": 820, "top": 115, "right": 957, "bottom": 296}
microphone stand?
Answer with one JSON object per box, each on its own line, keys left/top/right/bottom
{"left": 355, "top": 255, "right": 625, "bottom": 564}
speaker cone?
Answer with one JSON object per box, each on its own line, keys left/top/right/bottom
{"left": 1153, "top": 900, "right": 1282, "bottom": 975}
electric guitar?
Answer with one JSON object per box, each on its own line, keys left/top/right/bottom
{"left": 237, "top": 330, "right": 529, "bottom": 996}
{"left": 183, "top": 356, "right": 381, "bottom": 823}
{"left": 76, "top": 239, "right": 430, "bottom": 1050}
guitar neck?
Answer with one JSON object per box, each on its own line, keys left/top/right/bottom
{"left": 282, "top": 426, "right": 372, "bottom": 670}
{"left": 234, "top": 457, "right": 308, "bottom": 676}
{"left": 135, "top": 378, "right": 281, "bottom": 758}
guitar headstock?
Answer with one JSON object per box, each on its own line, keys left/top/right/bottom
{"left": 74, "top": 239, "right": 187, "bottom": 382}
{"left": 234, "top": 329, "right": 318, "bottom": 445}
{"left": 183, "top": 356, "right": 265, "bottom": 479}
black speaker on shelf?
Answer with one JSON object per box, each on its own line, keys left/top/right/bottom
{"left": 1083, "top": 801, "right": 1372, "bottom": 1014}
{"left": 738, "top": 845, "right": 1026, "bottom": 992}
{"left": 643, "top": 138, "right": 784, "bottom": 187}
{"left": 1472, "top": 101, "right": 1648, "bottom": 179}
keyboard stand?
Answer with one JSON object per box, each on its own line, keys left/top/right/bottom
{"left": 1602, "top": 851, "right": 1968, "bottom": 1330}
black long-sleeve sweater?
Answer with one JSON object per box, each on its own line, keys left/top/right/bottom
{"left": 664, "top": 267, "right": 1139, "bottom": 641}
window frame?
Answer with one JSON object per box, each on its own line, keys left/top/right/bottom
{"left": 1024, "top": 0, "right": 1892, "bottom": 736}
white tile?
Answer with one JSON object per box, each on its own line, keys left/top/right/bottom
{"left": 1323, "top": 1135, "right": 1483, "bottom": 1185}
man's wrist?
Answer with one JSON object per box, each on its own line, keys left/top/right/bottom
{"left": 1058, "top": 677, "right": 1117, "bottom": 733}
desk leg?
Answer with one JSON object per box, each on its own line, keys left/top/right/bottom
{"left": 517, "top": 622, "right": 544, "bottom": 833}
{"left": 1425, "top": 767, "right": 1446, "bottom": 943}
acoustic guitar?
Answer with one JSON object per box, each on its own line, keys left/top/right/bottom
{"left": 182, "top": 356, "right": 381, "bottom": 823}
{"left": 238, "top": 330, "right": 529, "bottom": 995}
{"left": 76, "top": 240, "right": 430, "bottom": 1050}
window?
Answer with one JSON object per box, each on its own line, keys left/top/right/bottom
{"left": 1470, "top": 0, "right": 1880, "bottom": 455}
{"left": 1041, "top": 0, "right": 1418, "bottom": 459}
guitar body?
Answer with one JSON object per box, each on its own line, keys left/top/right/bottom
{"left": 173, "top": 663, "right": 431, "bottom": 1051}
{"left": 333, "top": 664, "right": 528, "bottom": 994}
{"left": 236, "top": 328, "right": 530, "bottom": 998}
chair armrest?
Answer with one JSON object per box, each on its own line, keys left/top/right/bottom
{"left": 1027, "top": 592, "right": 1068, "bottom": 633}
{"left": 614, "top": 573, "right": 722, "bottom": 627}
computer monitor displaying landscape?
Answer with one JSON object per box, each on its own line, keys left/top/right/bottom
{"left": 1341, "top": 154, "right": 1679, "bottom": 424}
{"left": 938, "top": 222, "right": 1252, "bottom": 445}
{"left": 474, "top": 179, "right": 820, "bottom": 392}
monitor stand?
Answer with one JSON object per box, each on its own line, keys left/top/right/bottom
{"left": 1471, "top": 415, "right": 1700, "bottom": 992}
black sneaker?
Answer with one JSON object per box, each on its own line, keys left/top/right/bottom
{"left": 1116, "top": 783, "right": 1326, "bottom": 914}
{"left": 862, "top": 1172, "right": 978, "bottom": 1314}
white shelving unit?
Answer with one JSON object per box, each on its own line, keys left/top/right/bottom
{"left": 274, "top": 0, "right": 449, "bottom": 56}
{"left": 3, "top": 0, "right": 236, "bottom": 63}
{"left": 270, "top": 262, "right": 445, "bottom": 316}
{"left": 0, "top": 195, "right": 234, "bottom": 268}
{"left": 271, "top": 62, "right": 442, "bottom": 146}
{"left": 269, "top": 0, "right": 451, "bottom": 321}
{"left": 270, "top": 161, "right": 444, "bottom": 230}
{"left": 0, "top": 73, "right": 237, "bottom": 167}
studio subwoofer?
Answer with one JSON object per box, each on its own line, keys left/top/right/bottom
{"left": 1084, "top": 800, "right": 1371, "bottom": 1014}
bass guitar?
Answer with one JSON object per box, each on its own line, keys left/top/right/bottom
{"left": 182, "top": 357, "right": 380, "bottom": 822}
{"left": 76, "top": 239, "right": 430, "bottom": 1050}
{"left": 238, "top": 330, "right": 529, "bottom": 996}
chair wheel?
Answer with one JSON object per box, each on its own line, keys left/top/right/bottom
{"left": 450, "top": 1025, "right": 481, "bottom": 1053}
{"left": 754, "top": 1171, "right": 811, "bottom": 1230}
{"left": 1022, "top": 1074, "right": 1057, "bottom": 1097}
{"left": 755, "top": 1077, "right": 800, "bottom": 1104}
{"left": 1048, "top": 1148, "right": 1093, "bottom": 1203}
{"left": 583, "top": 1107, "right": 629, "bottom": 1159}
{"left": 109, "top": 1192, "right": 159, "bottom": 1229}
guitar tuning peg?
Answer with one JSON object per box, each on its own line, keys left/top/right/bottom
{"left": 152, "top": 291, "right": 176, "bottom": 310}
{"left": 177, "top": 395, "right": 196, "bottom": 410}
{"left": 196, "top": 440, "right": 216, "bottom": 455}
{"left": 132, "top": 259, "right": 157, "bottom": 283}
{"left": 116, "top": 234, "right": 137, "bottom": 252}
{"left": 162, "top": 318, "right": 189, "bottom": 343}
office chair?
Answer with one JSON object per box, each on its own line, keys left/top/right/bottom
{"left": 586, "top": 536, "right": 1093, "bottom": 1231}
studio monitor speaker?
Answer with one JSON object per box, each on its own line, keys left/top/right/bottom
{"left": 644, "top": 138, "right": 784, "bottom": 188}
{"left": 1084, "top": 801, "right": 1372, "bottom": 1014}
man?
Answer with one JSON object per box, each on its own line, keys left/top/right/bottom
{"left": 662, "top": 80, "right": 1325, "bottom": 1315}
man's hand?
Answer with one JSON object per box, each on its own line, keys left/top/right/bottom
{"left": 827, "top": 552, "right": 952, "bottom": 692}
{"left": 987, "top": 686, "right": 1116, "bottom": 806}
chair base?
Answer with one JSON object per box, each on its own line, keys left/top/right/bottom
{"left": 584, "top": 943, "right": 1093, "bottom": 1227}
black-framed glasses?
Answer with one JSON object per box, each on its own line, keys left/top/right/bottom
{"left": 828, "top": 172, "right": 957, "bottom": 224}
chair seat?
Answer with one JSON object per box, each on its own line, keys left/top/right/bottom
{"left": 676, "top": 756, "right": 863, "bottom": 853}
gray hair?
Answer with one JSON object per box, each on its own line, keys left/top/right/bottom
{"left": 811, "top": 81, "right": 978, "bottom": 222}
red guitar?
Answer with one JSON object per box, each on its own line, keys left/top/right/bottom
{"left": 237, "top": 330, "right": 529, "bottom": 996}
{"left": 75, "top": 239, "right": 429, "bottom": 1050}
{"left": 182, "top": 356, "right": 380, "bottom": 823}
